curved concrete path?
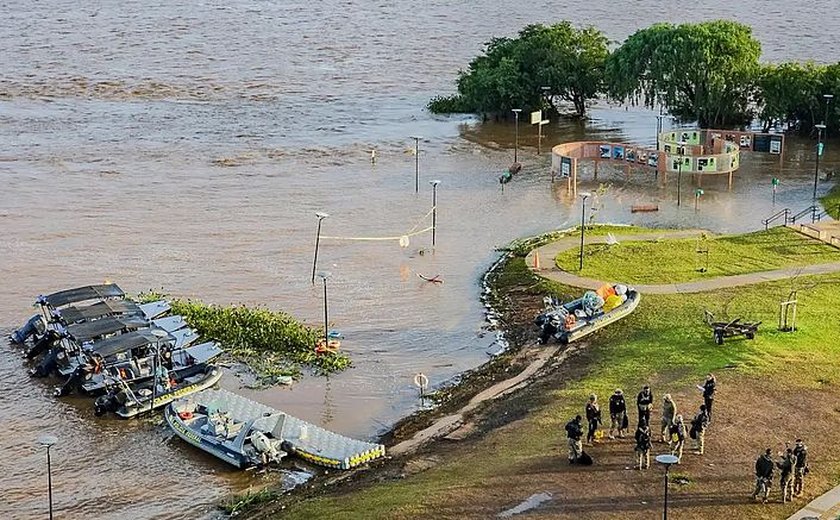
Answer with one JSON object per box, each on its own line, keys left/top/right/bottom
{"left": 526, "top": 230, "right": 840, "bottom": 294}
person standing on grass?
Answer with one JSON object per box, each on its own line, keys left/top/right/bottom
{"left": 690, "top": 404, "right": 710, "bottom": 455}
{"left": 660, "top": 394, "right": 677, "bottom": 443}
{"left": 753, "top": 448, "right": 775, "bottom": 503}
{"left": 608, "top": 389, "right": 627, "bottom": 439}
{"left": 669, "top": 414, "right": 687, "bottom": 463}
{"left": 793, "top": 439, "right": 809, "bottom": 497}
{"left": 699, "top": 373, "right": 716, "bottom": 421}
{"left": 637, "top": 385, "right": 654, "bottom": 427}
{"left": 585, "top": 394, "right": 602, "bottom": 445}
{"left": 565, "top": 415, "right": 584, "bottom": 464}
{"left": 634, "top": 420, "right": 652, "bottom": 470}
{"left": 777, "top": 447, "right": 796, "bottom": 503}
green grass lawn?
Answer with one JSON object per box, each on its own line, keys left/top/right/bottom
{"left": 275, "top": 254, "right": 840, "bottom": 519}
{"left": 822, "top": 182, "right": 840, "bottom": 219}
{"left": 554, "top": 227, "right": 840, "bottom": 285}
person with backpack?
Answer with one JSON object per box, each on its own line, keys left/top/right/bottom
{"left": 565, "top": 415, "right": 584, "bottom": 464}
{"left": 777, "top": 447, "right": 797, "bottom": 503}
{"left": 660, "top": 394, "right": 677, "bottom": 443}
{"left": 752, "top": 448, "right": 775, "bottom": 503}
{"left": 636, "top": 385, "right": 654, "bottom": 427}
{"left": 585, "top": 394, "right": 602, "bottom": 445}
{"left": 634, "top": 420, "right": 652, "bottom": 470}
{"left": 690, "top": 404, "right": 710, "bottom": 455}
{"left": 669, "top": 414, "right": 687, "bottom": 462}
{"left": 793, "top": 439, "right": 809, "bottom": 497}
{"left": 608, "top": 388, "right": 627, "bottom": 439}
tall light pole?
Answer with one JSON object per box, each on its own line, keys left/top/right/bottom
{"left": 410, "top": 136, "right": 421, "bottom": 193}
{"left": 37, "top": 434, "right": 58, "bottom": 520}
{"left": 815, "top": 124, "right": 826, "bottom": 203}
{"left": 823, "top": 94, "right": 834, "bottom": 136}
{"left": 511, "top": 109, "right": 522, "bottom": 164}
{"left": 429, "top": 180, "right": 440, "bottom": 247}
{"left": 317, "top": 271, "right": 331, "bottom": 348}
{"left": 655, "top": 454, "right": 679, "bottom": 520}
{"left": 677, "top": 140, "right": 686, "bottom": 207}
{"left": 149, "top": 328, "right": 168, "bottom": 415}
{"left": 311, "top": 212, "right": 329, "bottom": 284}
{"left": 579, "top": 192, "right": 591, "bottom": 271}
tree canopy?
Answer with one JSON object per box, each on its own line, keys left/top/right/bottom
{"left": 429, "top": 22, "right": 609, "bottom": 118}
{"left": 605, "top": 20, "right": 760, "bottom": 128}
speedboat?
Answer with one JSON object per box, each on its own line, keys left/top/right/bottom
{"left": 535, "top": 284, "right": 640, "bottom": 344}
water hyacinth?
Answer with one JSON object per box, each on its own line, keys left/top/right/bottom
{"left": 136, "top": 291, "right": 351, "bottom": 382}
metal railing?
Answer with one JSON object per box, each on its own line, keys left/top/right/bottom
{"left": 762, "top": 208, "right": 790, "bottom": 230}
{"left": 790, "top": 206, "right": 818, "bottom": 224}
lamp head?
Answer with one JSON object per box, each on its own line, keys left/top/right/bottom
{"left": 655, "top": 454, "right": 680, "bottom": 466}
{"left": 317, "top": 271, "right": 332, "bottom": 281}
{"left": 37, "top": 434, "right": 58, "bottom": 448}
{"left": 315, "top": 212, "right": 329, "bottom": 220}
{"left": 824, "top": 94, "right": 834, "bottom": 100}
{"left": 429, "top": 179, "right": 441, "bottom": 187}
{"left": 816, "top": 124, "right": 827, "bottom": 130}
{"left": 580, "top": 191, "right": 592, "bottom": 200}
{"left": 150, "top": 328, "right": 168, "bottom": 339}
{"left": 410, "top": 135, "right": 422, "bottom": 141}
{"left": 511, "top": 108, "right": 522, "bottom": 114}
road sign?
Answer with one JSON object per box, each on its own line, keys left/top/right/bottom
{"left": 530, "top": 110, "right": 542, "bottom": 125}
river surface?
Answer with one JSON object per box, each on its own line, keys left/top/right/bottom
{"left": 2, "top": 1, "right": 839, "bottom": 518}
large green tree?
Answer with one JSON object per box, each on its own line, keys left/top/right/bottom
{"left": 429, "top": 22, "right": 609, "bottom": 118}
{"left": 756, "top": 62, "right": 825, "bottom": 132}
{"left": 606, "top": 20, "right": 761, "bottom": 128}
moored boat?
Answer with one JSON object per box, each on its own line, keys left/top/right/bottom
{"left": 535, "top": 283, "right": 640, "bottom": 344}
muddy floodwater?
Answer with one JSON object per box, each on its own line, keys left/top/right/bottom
{"left": 2, "top": 1, "right": 839, "bottom": 518}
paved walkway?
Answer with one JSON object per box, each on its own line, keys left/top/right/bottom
{"left": 787, "top": 485, "right": 840, "bottom": 519}
{"left": 526, "top": 230, "right": 840, "bottom": 294}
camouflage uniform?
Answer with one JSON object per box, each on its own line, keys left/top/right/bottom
{"left": 565, "top": 417, "right": 583, "bottom": 463}
{"left": 660, "top": 395, "right": 676, "bottom": 443}
{"left": 777, "top": 449, "right": 796, "bottom": 503}
{"left": 635, "top": 424, "right": 652, "bottom": 470}
{"left": 793, "top": 441, "right": 808, "bottom": 497}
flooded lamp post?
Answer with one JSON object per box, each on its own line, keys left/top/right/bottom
{"left": 311, "top": 212, "right": 329, "bottom": 284}
{"left": 824, "top": 94, "right": 834, "bottom": 136}
{"left": 655, "top": 453, "right": 679, "bottom": 520}
{"left": 411, "top": 136, "right": 422, "bottom": 193}
{"left": 579, "top": 192, "right": 591, "bottom": 271}
{"left": 317, "top": 271, "right": 331, "bottom": 348}
{"left": 677, "top": 140, "right": 686, "bottom": 207}
{"left": 37, "top": 434, "right": 58, "bottom": 520}
{"left": 814, "top": 124, "right": 826, "bottom": 221}
{"left": 150, "top": 328, "right": 169, "bottom": 415}
{"left": 429, "top": 179, "right": 440, "bottom": 247}
{"left": 511, "top": 109, "right": 522, "bottom": 165}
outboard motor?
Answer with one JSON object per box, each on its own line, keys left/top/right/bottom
{"left": 30, "top": 347, "right": 62, "bottom": 378}
{"left": 54, "top": 365, "right": 88, "bottom": 397}
{"left": 94, "top": 392, "right": 118, "bottom": 416}
{"left": 11, "top": 314, "right": 45, "bottom": 344}
{"left": 26, "top": 329, "right": 62, "bottom": 360}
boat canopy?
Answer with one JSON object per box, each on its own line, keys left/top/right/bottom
{"left": 65, "top": 316, "right": 149, "bottom": 342}
{"left": 58, "top": 300, "right": 143, "bottom": 324}
{"left": 40, "top": 284, "right": 124, "bottom": 308}
{"left": 90, "top": 328, "right": 174, "bottom": 359}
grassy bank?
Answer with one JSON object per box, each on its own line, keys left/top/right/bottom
{"left": 822, "top": 182, "right": 840, "bottom": 219}
{"left": 554, "top": 227, "right": 840, "bottom": 284}
{"left": 271, "top": 228, "right": 840, "bottom": 520}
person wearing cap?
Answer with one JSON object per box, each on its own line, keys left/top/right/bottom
{"left": 660, "top": 394, "right": 677, "bottom": 443}
{"left": 564, "top": 415, "right": 584, "bottom": 464}
{"left": 608, "top": 389, "right": 627, "bottom": 439}
{"left": 669, "top": 414, "right": 687, "bottom": 462}
{"left": 585, "top": 394, "right": 602, "bottom": 445}
{"left": 753, "top": 448, "right": 775, "bottom": 503}
{"left": 637, "top": 385, "right": 654, "bottom": 427}
{"left": 793, "top": 439, "right": 809, "bottom": 497}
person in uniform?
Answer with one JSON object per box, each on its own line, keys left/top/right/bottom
{"left": 634, "top": 420, "right": 652, "bottom": 470}
{"left": 702, "top": 373, "right": 716, "bottom": 421}
{"left": 777, "top": 447, "right": 797, "bottom": 503}
{"left": 565, "top": 415, "right": 584, "bottom": 464}
{"left": 753, "top": 448, "right": 775, "bottom": 503}
{"left": 690, "top": 404, "right": 710, "bottom": 455}
{"left": 660, "top": 394, "right": 677, "bottom": 443}
{"left": 608, "top": 389, "right": 627, "bottom": 439}
{"left": 793, "top": 439, "right": 809, "bottom": 497}
{"left": 585, "top": 394, "right": 602, "bottom": 445}
{"left": 637, "top": 385, "right": 654, "bottom": 427}
{"left": 669, "top": 414, "right": 687, "bottom": 463}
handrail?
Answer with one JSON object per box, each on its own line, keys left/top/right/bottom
{"left": 816, "top": 204, "right": 840, "bottom": 221}
{"left": 790, "top": 205, "right": 817, "bottom": 224}
{"left": 762, "top": 208, "right": 790, "bottom": 230}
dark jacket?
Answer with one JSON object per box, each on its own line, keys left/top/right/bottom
{"left": 691, "top": 411, "right": 709, "bottom": 432}
{"left": 793, "top": 444, "right": 808, "bottom": 468}
{"left": 755, "top": 454, "right": 775, "bottom": 479}
{"left": 565, "top": 419, "right": 583, "bottom": 440}
{"left": 670, "top": 421, "right": 687, "bottom": 441}
{"left": 586, "top": 402, "right": 601, "bottom": 423}
{"left": 609, "top": 394, "right": 626, "bottom": 415}
{"left": 635, "top": 427, "right": 651, "bottom": 451}
{"left": 637, "top": 390, "right": 654, "bottom": 409}
{"left": 703, "top": 379, "right": 716, "bottom": 400}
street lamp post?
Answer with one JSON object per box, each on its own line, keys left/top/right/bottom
{"left": 311, "top": 212, "right": 329, "bottom": 284}
{"left": 579, "top": 192, "right": 591, "bottom": 271}
{"left": 677, "top": 140, "right": 687, "bottom": 207}
{"left": 37, "top": 434, "right": 58, "bottom": 520}
{"left": 814, "top": 124, "right": 826, "bottom": 218}
{"left": 410, "top": 136, "right": 422, "bottom": 193}
{"left": 824, "top": 94, "right": 834, "bottom": 136}
{"left": 511, "top": 109, "right": 522, "bottom": 164}
{"left": 655, "top": 454, "right": 680, "bottom": 520}
{"left": 429, "top": 180, "right": 440, "bottom": 247}
{"left": 149, "top": 328, "right": 169, "bottom": 415}
{"left": 317, "top": 272, "right": 331, "bottom": 348}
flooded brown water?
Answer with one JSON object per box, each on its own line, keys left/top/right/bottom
{"left": 2, "top": 1, "right": 839, "bottom": 518}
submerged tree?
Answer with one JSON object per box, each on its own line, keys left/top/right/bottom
{"left": 429, "top": 22, "right": 609, "bottom": 118}
{"left": 606, "top": 20, "right": 761, "bottom": 128}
